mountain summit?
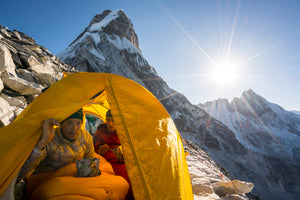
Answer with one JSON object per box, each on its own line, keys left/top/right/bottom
{"left": 58, "top": 9, "right": 146, "bottom": 75}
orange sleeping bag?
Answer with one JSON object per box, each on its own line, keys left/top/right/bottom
{"left": 26, "top": 154, "right": 129, "bottom": 200}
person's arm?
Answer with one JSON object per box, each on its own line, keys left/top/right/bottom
{"left": 18, "top": 119, "right": 59, "bottom": 181}
{"left": 85, "top": 130, "right": 97, "bottom": 158}
{"left": 93, "top": 129, "right": 111, "bottom": 156}
{"left": 17, "top": 146, "right": 47, "bottom": 181}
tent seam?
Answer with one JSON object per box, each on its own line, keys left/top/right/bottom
{"left": 107, "top": 77, "right": 151, "bottom": 200}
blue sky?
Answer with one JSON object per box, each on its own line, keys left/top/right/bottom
{"left": 1, "top": 0, "right": 300, "bottom": 111}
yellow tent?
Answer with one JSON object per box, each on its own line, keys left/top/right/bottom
{"left": 0, "top": 72, "right": 193, "bottom": 200}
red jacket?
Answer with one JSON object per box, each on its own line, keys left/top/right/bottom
{"left": 93, "top": 124, "right": 120, "bottom": 163}
{"left": 93, "top": 123, "right": 133, "bottom": 198}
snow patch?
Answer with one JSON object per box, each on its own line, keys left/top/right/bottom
{"left": 106, "top": 34, "right": 139, "bottom": 54}
{"left": 89, "top": 10, "right": 120, "bottom": 31}
{"left": 89, "top": 48, "right": 105, "bottom": 60}
{"left": 57, "top": 32, "right": 101, "bottom": 59}
{"left": 89, "top": 33, "right": 101, "bottom": 45}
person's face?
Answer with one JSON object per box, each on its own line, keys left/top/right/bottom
{"left": 106, "top": 117, "right": 115, "bottom": 132}
{"left": 60, "top": 118, "right": 82, "bottom": 141}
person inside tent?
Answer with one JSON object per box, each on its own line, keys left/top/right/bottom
{"left": 93, "top": 110, "right": 133, "bottom": 199}
{"left": 18, "top": 109, "right": 129, "bottom": 200}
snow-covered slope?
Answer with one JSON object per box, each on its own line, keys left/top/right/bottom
{"left": 57, "top": 10, "right": 300, "bottom": 199}
{"left": 199, "top": 89, "right": 300, "bottom": 164}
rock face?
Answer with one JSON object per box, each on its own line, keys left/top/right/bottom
{"left": 199, "top": 89, "right": 300, "bottom": 199}
{"left": 0, "top": 25, "right": 74, "bottom": 125}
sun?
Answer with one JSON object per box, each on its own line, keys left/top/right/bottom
{"left": 211, "top": 61, "right": 238, "bottom": 85}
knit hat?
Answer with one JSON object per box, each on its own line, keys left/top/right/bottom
{"left": 65, "top": 108, "right": 83, "bottom": 121}
{"left": 106, "top": 110, "right": 112, "bottom": 118}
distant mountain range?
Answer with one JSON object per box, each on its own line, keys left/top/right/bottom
{"left": 199, "top": 89, "right": 300, "bottom": 164}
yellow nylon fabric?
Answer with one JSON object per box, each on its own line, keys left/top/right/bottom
{"left": 0, "top": 72, "right": 193, "bottom": 200}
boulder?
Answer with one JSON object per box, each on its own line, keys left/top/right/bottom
{"left": 19, "top": 54, "right": 42, "bottom": 69}
{"left": 10, "top": 51, "right": 23, "bottom": 67}
{"left": 17, "top": 31, "right": 35, "bottom": 44}
{"left": 0, "top": 29, "right": 11, "bottom": 38}
{"left": 192, "top": 178, "right": 220, "bottom": 200}
{"left": 212, "top": 180, "right": 254, "bottom": 197}
{"left": 2, "top": 77, "right": 41, "bottom": 95}
{"left": 0, "top": 43, "right": 17, "bottom": 76}
{"left": 34, "top": 72, "right": 57, "bottom": 87}
{"left": 13, "top": 31, "right": 23, "bottom": 41}
{"left": 0, "top": 93, "right": 26, "bottom": 108}
{"left": 16, "top": 69, "right": 37, "bottom": 83}
{"left": 0, "top": 96, "right": 14, "bottom": 126}
{"left": 0, "top": 93, "right": 26, "bottom": 117}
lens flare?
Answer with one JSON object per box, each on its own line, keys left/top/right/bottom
{"left": 212, "top": 62, "right": 238, "bottom": 85}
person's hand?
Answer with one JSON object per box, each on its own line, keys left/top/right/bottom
{"left": 98, "top": 144, "right": 110, "bottom": 155}
{"left": 36, "top": 119, "right": 59, "bottom": 150}
{"left": 112, "top": 146, "right": 124, "bottom": 163}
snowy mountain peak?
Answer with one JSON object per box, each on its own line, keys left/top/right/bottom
{"left": 57, "top": 9, "right": 145, "bottom": 73}
{"left": 88, "top": 10, "right": 120, "bottom": 28}
{"left": 240, "top": 89, "right": 268, "bottom": 106}
{"left": 241, "top": 88, "right": 256, "bottom": 97}
{"left": 86, "top": 9, "right": 140, "bottom": 52}
{"left": 64, "top": 9, "right": 140, "bottom": 52}
{"left": 87, "top": 9, "right": 120, "bottom": 31}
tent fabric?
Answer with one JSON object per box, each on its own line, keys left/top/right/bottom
{"left": 0, "top": 72, "right": 193, "bottom": 200}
